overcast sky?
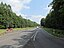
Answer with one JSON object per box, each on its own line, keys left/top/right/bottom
{"left": 0, "top": 0, "right": 52, "bottom": 24}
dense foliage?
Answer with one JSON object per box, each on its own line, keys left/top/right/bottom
{"left": 0, "top": 2, "right": 39, "bottom": 29}
{"left": 41, "top": 0, "right": 64, "bottom": 30}
{"left": 40, "top": 18, "right": 45, "bottom": 26}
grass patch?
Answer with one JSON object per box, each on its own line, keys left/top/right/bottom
{"left": 42, "top": 27, "right": 64, "bottom": 38}
{"left": 0, "top": 27, "right": 35, "bottom": 34}
{"left": 13, "top": 27, "right": 35, "bottom": 31}
{"left": 0, "top": 29, "right": 6, "bottom": 34}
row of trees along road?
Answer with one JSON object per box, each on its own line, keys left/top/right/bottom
{"left": 41, "top": 0, "right": 64, "bottom": 30}
{"left": 0, "top": 2, "right": 39, "bottom": 29}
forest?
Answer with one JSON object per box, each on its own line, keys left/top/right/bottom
{"left": 41, "top": 0, "right": 64, "bottom": 30}
{"left": 0, "top": 2, "right": 39, "bottom": 29}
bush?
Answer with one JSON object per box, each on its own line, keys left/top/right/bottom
{"left": 0, "top": 25, "right": 5, "bottom": 29}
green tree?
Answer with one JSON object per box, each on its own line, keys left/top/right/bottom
{"left": 0, "top": 2, "right": 39, "bottom": 29}
{"left": 45, "top": 0, "right": 64, "bottom": 30}
{"left": 40, "top": 18, "right": 45, "bottom": 26}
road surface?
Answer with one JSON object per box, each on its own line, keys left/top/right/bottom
{"left": 23, "top": 28, "right": 64, "bottom": 48}
{"left": 0, "top": 29, "right": 35, "bottom": 48}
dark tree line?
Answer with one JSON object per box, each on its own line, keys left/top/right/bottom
{"left": 0, "top": 2, "right": 39, "bottom": 29}
{"left": 41, "top": 0, "right": 64, "bottom": 30}
{"left": 40, "top": 18, "right": 45, "bottom": 26}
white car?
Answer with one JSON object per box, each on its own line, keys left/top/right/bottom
{"left": 37, "top": 26, "right": 39, "bottom": 28}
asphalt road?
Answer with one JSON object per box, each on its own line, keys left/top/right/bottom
{"left": 23, "top": 28, "right": 64, "bottom": 48}
{"left": 0, "top": 30, "right": 35, "bottom": 48}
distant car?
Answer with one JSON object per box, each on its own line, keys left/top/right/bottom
{"left": 37, "top": 26, "right": 39, "bottom": 28}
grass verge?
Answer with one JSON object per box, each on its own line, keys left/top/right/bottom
{"left": 0, "top": 27, "right": 35, "bottom": 34}
{"left": 13, "top": 27, "right": 35, "bottom": 31}
{"left": 42, "top": 27, "right": 64, "bottom": 38}
{"left": 0, "top": 29, "right": 6, "bottom": 34}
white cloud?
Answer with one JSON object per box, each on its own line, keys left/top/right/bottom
{"left": 20, "top": 14, "right": 46, "bottom": 24}
{"left": 0, "top": 0, "right": 31, "bottom": 14}
{"left": 30, "top": 15, "right": 45, "bottom": 24}
{"left": 21, "top": 14, "right": 28, "bottom": 19}
{"left": 0, "top": 0, "right": 46, "bottom": 24}
{"left": 43, "top": 6, "right": 52, "bottom": 10}
{"left": 43, "top": 5, "right": 52, "bottom": 15}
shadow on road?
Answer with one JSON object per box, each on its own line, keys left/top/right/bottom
{"left": 23, "top": 39, "right": 35, "bottom": 48}
{"left": 22, "top": 30, "right": 34, "bottom": 32}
